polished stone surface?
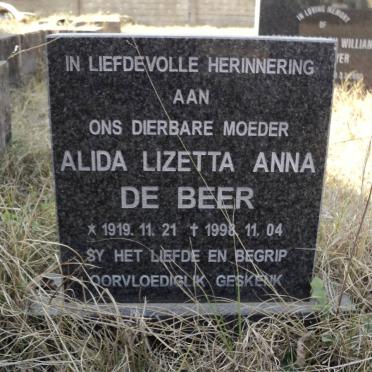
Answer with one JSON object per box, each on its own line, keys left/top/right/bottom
{"left": 47, "top": 35, "right": 336, "bottom": 305}
{"left": 259, "top": 0, "right": 372, "bottom": 86}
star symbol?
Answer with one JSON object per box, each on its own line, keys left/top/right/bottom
{"left": 87, "top": 224, "right": 96, "bottom": 236}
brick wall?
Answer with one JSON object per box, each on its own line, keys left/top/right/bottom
{"left": 5, "top": 0, "right": 256, "bottom": 27}
{"left": 6, "top": 0, "right": 80, "bottom": 15}
{"left": 193, "top": 0, "right": 254, "bottom": 27}
{"left": 81, "top": 0, "right": 190, "bottom": 25}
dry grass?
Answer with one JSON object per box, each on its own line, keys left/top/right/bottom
{"left": 329, "top": 82, "right": 372, "bottom": 192}
{"left": 0, "top": 73, "right": 371, "bottom": 370}
{"left": 0, "top": 20, "right": 43, "bottom": 34}
{"left": 0, "top": 17, "right": 254, "bottom": 36}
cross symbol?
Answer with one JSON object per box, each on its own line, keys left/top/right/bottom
{"left": 87, "top": 224, "right": 96, "bottom": 236}
{"left": 190, "top": 223, "right": 199, "bottom": 237}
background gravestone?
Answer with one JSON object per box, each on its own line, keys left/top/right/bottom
{"left": 0, "top": 33, "right": 21, "bottom": 87}
{"left": 20, "top": 31, "right": 45, "bottom": 83}
{"left": 0, "top": 60, "right": 11, "bottom": 150}
{"left": 258, "top": 0, "right": 372, "bottom": 87}
{"left": 73, "top": 15, "right": 122, "bottom": 33}
{"left": 47, "top": 35, "right": 335, "bottom": 311}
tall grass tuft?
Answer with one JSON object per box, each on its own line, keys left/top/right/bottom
{"left": 0, "top": 78, "right": 371, "bottom": 371}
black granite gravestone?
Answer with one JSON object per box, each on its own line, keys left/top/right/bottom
{"left": 258, "top": 0, "right": 372, "bottom": 87}
{"left": 47, "top": 35, "right": 335, "bottom": 311}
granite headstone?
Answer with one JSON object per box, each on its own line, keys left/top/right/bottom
{"left": 258, "top": 0, "right": 372, "bottom": 86}
{"left": 47, "top": 35, "right": 336, "bottom": 312}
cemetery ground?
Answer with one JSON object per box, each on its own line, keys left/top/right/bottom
{"left": 0, "top": 76, "right": 371, "bottom": 371}
{"left": 0, "top": 41, "right": 371, "bottom": 371}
